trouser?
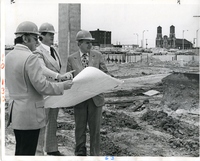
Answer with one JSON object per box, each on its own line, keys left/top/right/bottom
{"left": 14, "top": 129, "right": 40, "bottom": 155}
{"left": 36, "top": 108, "right": 59, "bottom": 154}
{"left": 74, "top": 98, "right": 102, "bottom": 156}
{"left": 45, "top": 108, "right": 59, "bottom": 152}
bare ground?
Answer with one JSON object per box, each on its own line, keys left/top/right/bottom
{"left": 4, "top": 58, "right": 199, "bottom": 157}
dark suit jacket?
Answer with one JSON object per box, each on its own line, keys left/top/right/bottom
{"left": 67, "top": 50, "right": 109, "bottom": 107}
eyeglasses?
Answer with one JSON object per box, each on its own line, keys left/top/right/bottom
{"left": 29, "top": 35, "right": 38, "bottom": 42}
{"left": 83, "top": 41, "right": 92, "bottom": 44}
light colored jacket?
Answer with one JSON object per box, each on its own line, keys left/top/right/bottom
{"left": 67, "top": 50, "right": 109, "bottom": 107}
{"left": 5, "top": 44, "right": 65, "bottom": 130}
{"left": 34, "top": 44, "right": 61, "bottom": 81}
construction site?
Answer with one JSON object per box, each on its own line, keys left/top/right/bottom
{"left": 57, "top": 58, "right": 199, "bottom": 157}
{"left": 4, "top": 3, "right": 200, "bottom": 158}
{"left": 5, "top": 51, "right": 199, "bottom": 157}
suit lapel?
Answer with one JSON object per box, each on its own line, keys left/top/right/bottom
{"left": 71, "top": 51, "right": 96, "bottom": 69}
{"left": 73, "top": 51, "right": 84, "bottom": 70}
{"left": 89, "top": 51, "right": 96, "bottom": 66}
{"left": 38, "top": 45, "right": 60, "bottom": 71}
{"left": 51, "top": 47, "right": 62, "bottom": 68}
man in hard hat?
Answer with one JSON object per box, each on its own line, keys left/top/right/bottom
{"left": 5, "top": 21, "right": 73, "bottom": 155}
{"left": 34, "top": 22, "right": 73, "bottom": 156}
{"left": 67, "top": 30, "right": 111, "bottom": 156}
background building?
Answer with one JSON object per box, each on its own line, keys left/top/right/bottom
{"left": 90, "top": 29, "right": 112, "bottom": 47}
{"left": 156, "top": 26, "right": 163, "bottom": 48}
{"left": 155, "top": 25, "right": 193, "bottom": 49}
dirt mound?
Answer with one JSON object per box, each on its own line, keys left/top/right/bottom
{"left": 139, "top": 72, "right": 199, "bottom": 156}
{"left": 100, "top": 135, "right": 130, "bottom": 156}
{"left": 102, "top": 110, "right": 140, "bottom": 131}
{"left": 161, "top": 73, "right": 199, "bottom": 111}
{"left": 185, "top": 60, "right": 199, "bottom": 67}
{"left": 141, "top": 110, "right": 199, "bottom": 157}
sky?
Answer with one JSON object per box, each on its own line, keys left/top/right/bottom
{"left": 2, "top": 0, "right": 200, "bottom": 48}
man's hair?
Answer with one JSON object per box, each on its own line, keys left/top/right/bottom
{"left": 14, "top": 33, "right": 31, "bottom": 45}
{"left": 14, "top": 36, "right": 23, "bottom": 45}
{"left": 39, "top": 32, "right": 47, "bottom": 41}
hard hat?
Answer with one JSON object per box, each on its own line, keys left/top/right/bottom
{"left": 39, "top": 23, "right": 56, "bottom": 34}
{"left": 15, "top": 21, "right": 39, "bottom": 37}
{"left": 76, "top": 30, "right": 95, "bottom": 41}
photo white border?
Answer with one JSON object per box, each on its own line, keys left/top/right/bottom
{"left": 1, "top": 0, "right": 200, "bottom": 161}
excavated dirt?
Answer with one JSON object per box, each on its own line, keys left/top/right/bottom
{"left": 4, "top": 57, "right": 199, "bottom": 157}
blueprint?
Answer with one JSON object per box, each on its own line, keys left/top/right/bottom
{"left": 44, "top": 66, "right": 124, "bottom": 108}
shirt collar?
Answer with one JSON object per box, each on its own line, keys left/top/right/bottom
{"left": 41, "top": 43, "right": 50, "bottom": 53}
{"left": 79, "top": 50, "right": 88, "bottom": 57}
{"left": 16, "top": 44, "right": 31, "bottom": 51}
{"left": 16, "top": 44, "right": 28, "bottom": 48}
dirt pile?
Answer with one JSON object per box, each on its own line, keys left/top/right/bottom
{"left": 161, "top": 73, "right": 199, "bottom": 111}
{"left": 140, "top": 72, "right": 199, "bottom": 156}
{"left": 185, "top": 60, "right": 199, "bottom": 67}
{"left": 102, "top": 110, "right": 140, "bottom": 131}
{"left": 100, "top": 135, "right": 130, "bottom": 156}
{"left": 141, "top": 110, "right": 199, "bottom": 156}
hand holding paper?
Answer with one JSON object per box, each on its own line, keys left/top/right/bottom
{"left": 44, "top": 67, "right": 124, "bottom": 108}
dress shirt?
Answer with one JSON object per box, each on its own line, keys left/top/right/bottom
{"left": 80, "top": 50, "right": 89, "bottom": 68}
{"left": 40, "top": 43, "right": 59, "bottom": 66}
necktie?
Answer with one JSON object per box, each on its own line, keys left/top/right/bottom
{"left": 50, "top": 47, "right": 56, "bottom": 60}
{"left": 81, "top": 54, "right": 89, "bottom": 68}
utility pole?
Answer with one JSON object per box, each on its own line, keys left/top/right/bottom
{"left": 196, "top": 29, "right": 199, "bottom": 48}
{"left": 134, "top": 33, "right": 138, "bottom": 47}
{"left": 142, "top": 30, "right": 148, "bottom": 48}
{"left": 146, "top": 39, "right": 148, "bottom": 49}
{"left": 182, "top": 30, "right": 188, "bottom": 50}
{"left": 193, "top": 38, "right": 196, "bottom": 47}
{"left": 193, "top": 15, "right": 200, "bottom": 54}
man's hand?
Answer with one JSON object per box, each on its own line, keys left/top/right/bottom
{"left": 57, "top": 70, "right": 75, "bottom": 82}
{"left": 63, "top": 80, "right": 73, "bottom": 90}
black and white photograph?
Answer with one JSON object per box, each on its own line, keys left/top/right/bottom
{"left": 1, "top": 0, "right": 199, "bottom": 161}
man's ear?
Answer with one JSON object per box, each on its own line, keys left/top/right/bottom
{"left": 39, "top": 35, "right": 44, "bottom": 39}
{"left": 77, "top": 41, "right": 82, "bottom": 46}
{"left": 22, "top": 35, "right": 28, "bottom": 43}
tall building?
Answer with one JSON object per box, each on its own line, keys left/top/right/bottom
{"left": 156, "top": 26, "right": 163, "bottom": 47}
{"left": 155, "top": 25, "right": 192, "bottom": 49}
{"left": 90, "top": 29, "right": 111, "bottom": 47}
{"left": 168, "top": 25, "right": 176, "bottom": 48}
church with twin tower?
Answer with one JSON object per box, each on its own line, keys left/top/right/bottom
{"left": 155, "top": 25, "right": 192, "bottom": 49}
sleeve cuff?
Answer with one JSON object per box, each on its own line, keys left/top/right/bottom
{"left": 55, "top": 73, "right": 59, "bottom": 81}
